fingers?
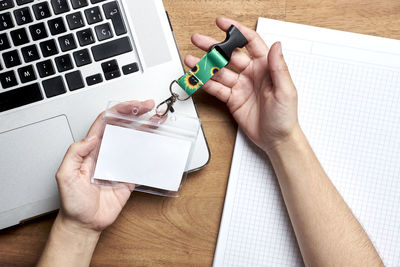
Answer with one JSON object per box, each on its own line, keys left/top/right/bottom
{"left": 216, "top": 17, "right": 269, "bottom": 59}
{"left": 184, "top": 54, "right": 239, "bottom": 88}
{"left": 191, "top": 33, "right": 251, "bottom": 72}
{"left": 58, "top": 136, "right": 99, "bottom": 175}
{"left": 267, "top": 42, "right": 295, "bottom": 95}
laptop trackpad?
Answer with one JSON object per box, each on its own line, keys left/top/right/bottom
{"left": 0, "top": 116, "right": 74, "bottom": 214}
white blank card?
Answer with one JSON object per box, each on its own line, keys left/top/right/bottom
{"left": 213, "top": 18, "right": 400, "bottom": 266}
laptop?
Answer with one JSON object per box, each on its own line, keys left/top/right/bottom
{"left": 0, "top": 0, "right": 210, "bottom": 229}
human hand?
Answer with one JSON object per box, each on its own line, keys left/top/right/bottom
{"left": 55, "top": 100, "right": 155, "bottom": 233}
{"left": 184, "top": 17, "right": 300, "bottom": 152}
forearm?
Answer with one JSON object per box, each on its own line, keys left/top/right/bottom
{"left": 37, "top": 212, "right": 100, "bottom": 267}
{"left": 266, "top": 126, "right": 383, "bottom": 266}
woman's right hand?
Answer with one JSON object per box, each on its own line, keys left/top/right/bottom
{"left": 184, "top": 17, "right": 300, "bottom": 152}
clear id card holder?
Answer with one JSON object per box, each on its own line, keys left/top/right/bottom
{"left": 91, "top": 101, "right": 200, "bottom": 197}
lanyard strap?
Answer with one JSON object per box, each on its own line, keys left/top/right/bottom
{"left": 156, "top": 25, "right": 248, "bottom": 116}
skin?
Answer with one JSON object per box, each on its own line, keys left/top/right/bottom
{"left": 38, "top": 17, "right": 383, "bottom": 267}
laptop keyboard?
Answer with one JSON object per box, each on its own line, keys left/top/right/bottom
{"left": 0, "top": 0, "right": 140, "bottom": 112}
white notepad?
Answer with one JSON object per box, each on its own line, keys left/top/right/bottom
{"left": 213, "top": 18, "right": 400, "bottom": 266}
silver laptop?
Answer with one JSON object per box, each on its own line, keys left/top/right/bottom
{"left": 0, "top": 0, "right": 209, "bottom": 229}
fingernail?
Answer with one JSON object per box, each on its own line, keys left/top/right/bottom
{"left": 132, "top": 106, "right": 139, "bottom": 115}
{"left": 277, "top": 42, "right": 282, "bottom": 55}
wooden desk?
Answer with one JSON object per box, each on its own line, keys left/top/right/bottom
{"left": 1, "top": 1, "right": 399, "bottom": 266}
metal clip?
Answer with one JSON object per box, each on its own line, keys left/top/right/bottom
{"left": 156, "top": 94, "right": 177, "bottom": 117}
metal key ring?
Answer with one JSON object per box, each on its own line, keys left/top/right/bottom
{"left": 169, "top": 80, "right": 191, "bottom": 101}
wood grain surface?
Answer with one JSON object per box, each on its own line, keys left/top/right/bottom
{"left": 1, "top": 0, "right": 399, "bottom": 266}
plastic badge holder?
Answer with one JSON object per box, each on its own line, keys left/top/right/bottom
{"left": 91, "top": 101, "right": 200, "bottom": 197}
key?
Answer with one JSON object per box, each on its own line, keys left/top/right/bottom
{"left": 36, "top": 59, "right": 55, "bottom": 78}
{"left": 58, "top": 33, "right": 77, "bottom": 52}
{"left": 55, "top": 54, "right": 73, "bottom": 72}
{"left": 51, "top": 0, "right": 70, "bottom": 15}
{"left": 65, "top": 70, "right": 84, "bottom": 91}
{"left": 0, "top": 32, "right": 10, "bottom": 51}
{"left": 14, "top": 7, "right": 33, "bottom": 25}
{"left": 40, "top": 39, "right": 58, "bottom": 57}
{"left": 95, "top": 22, "right": 112, "bottom": 41}
{"left": 101, "top": 59, "right": 120, "bottom": 80}
{"left": 32, "top": 2, "right": 51, "bottom": 20}
{"left": 84, "top": 6, "right": 102, "bottom": 25}
{"left": 43, "top": 76, "right": 66, "bottom": 98}
{"left": 48, "top": 17, "right": 66, "bottom": 35}
{"left": 91, "top": 0, "right": 106, "bottom": 3}
{"left": 73, "top": 48, "right": 91, "bottom": 67}
{"left": 0, "top": 83, "right": 43, "bottom": 112}
{"left": 0, "top": 70, "right": 18, "bottom": 88}
{"left": 76, "top": 28, "right": 94, "bottom": 46}
{"left": 29, "top": 22, "right": 48, "bottom": 41}
{"left": 71, "top": 0, "right": 88, "bottom": 10}
{"left": 18, "top": 64, "right": 36, "bottom": 83}
{"left": 16, "top": 0, "right": 34, "bottom": 6}
{"left": 103, "top": 1, "right": 126, "bottom": 36}
{"left": 86, "top": 73, "right": 102, "bottom": 86}
{"left": 66, "top": 12, "right": 84, "bottom": 30}
{"left": 0, "top": 12, "right": 14, "bottom": 31}
{"left": 122, "top": 62, "right": 139, "bottom": 75}
{"left": 3, "top": 50, "right": 21, "bottom": 68}
{"left": 0, "top": 0, "right": 14, "bottom": 11}
{"left": 21, "top": 44, "right": 40, "bottom": 62}
{"left": 91, "top": 36, "right": 132, "bottom": 61}
{"left": 10, "top": 28, "right": 29, "bottom": 46}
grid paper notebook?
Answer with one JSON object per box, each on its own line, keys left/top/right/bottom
{"left": 213, "top": 18, "right": 400, "bottom": 266}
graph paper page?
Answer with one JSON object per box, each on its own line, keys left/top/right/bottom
{"left": 213, "top": 18, "right": 400, "bottom": 267}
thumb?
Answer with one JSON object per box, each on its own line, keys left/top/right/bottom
{"left": 268, "top": 42, "right": 295, "bottom": 94}
{"left": 58, "top": 136, "right": 99, "bottom": 175}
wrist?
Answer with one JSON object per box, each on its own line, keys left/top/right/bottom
{"left": 265, "top": 125, "right": 308, "bottom": 158}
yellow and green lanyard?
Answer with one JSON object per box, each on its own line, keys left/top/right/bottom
{"left": 157, "top": 25, "right": 248, "bottom": 116}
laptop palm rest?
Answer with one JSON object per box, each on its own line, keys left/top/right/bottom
{"left": 0, "top": 116, "right": 73, "bottom": 228}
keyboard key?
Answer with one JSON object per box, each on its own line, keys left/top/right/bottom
{"left": 55, "top": 54, "right": 73, "bottom": 72}
{"left": 21, "top": 44, "right": 40, "bottom": 62}
{"left": 95, "top": 22, "right": 112, "bottom": 41}
{"left": 16, "top": 0, "right": 33, "bottom": 5}
{"left": 0, "top": 0, "right": 14, "bottom": 11}
{"left": 48, "top": 17, "right": 66, "bottom": 35}
{"left": 91, "top": 0, "right": 106, "bottom": 3}
{"left": 84, "top": 6, "right": 102, "bottom": 25}
{"left": 36, "top": 59, "right": 55, "bottom": 78}
{"left": 43, "top": 76, "right": 66, "bottom": 98}
{"left": 91, "top": 36, "right": 132, "bottom": 61}
{"left": 0, "top": 83, "right": 42, "bottom": 112}
{"left": 3, "top": 50, "right": 21, "bottom": 68}
{"left": 73, "top": 48, "right": 91, "bottom": 66}
{"left": 32, "top": 2, "right": 51, "bottom": 20}
{"left": 65, "top": 70, "right": 84, "bottom": 91}
{"left": 29, "top": 22, "right": 48, "bottom": 40}
{"left": 51, "top": 0, "right": 70, "bottom": 15}
{"left": 86, "top": 73, "right": 102, "bottom": 86}
{"left": 40, "top": 39, "right": 58, "bottom": 57}
{"left": 14, "top": 7, "right": 33, "bottom": 25}
{"left": 66, "top": 11, "right": 84, "bottom": 30}
{"left": 0, "top": 12, "right": 14, "bottom": 31}
{"left": 122, "top": 62, "right": 139, "bottom": 75}
{"left": 71, "top": 0, "right": 88, "bottom": 9}
{"left": 58, "top": 33, "right": 76, "bottom": 52}
{"left": 10, "top": 28, "right": 29, "bottom": 46}
{"left": 103, "top": 1, "right": 126, "bottom": 36}
{"left": 18, "top": 64, "right": 36, "bottom": 83}
{"left": 0, "top": 32, "right": 10, "bottom": 51}
{"left": 76, "top": 28, "right": 94, "bottom": 46}
{"left": 0, "top": 70, "right": 18, "bottom": 88}
{"left": 101, "top": 59, "right": 120, "bottom": 80}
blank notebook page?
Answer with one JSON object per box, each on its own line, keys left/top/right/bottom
{"left": 213, "top": 18, "right": 400, "bottom": 267}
